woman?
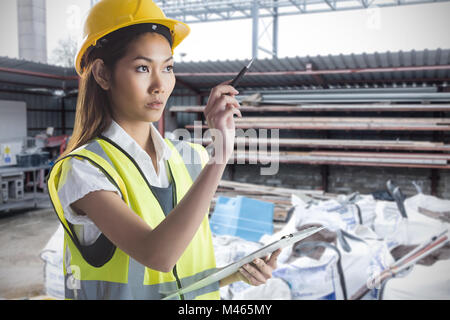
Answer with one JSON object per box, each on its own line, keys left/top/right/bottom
{"left": 47, "top": 0, "right": 280, "bottom": 300}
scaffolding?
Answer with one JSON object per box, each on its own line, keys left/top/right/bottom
{"left": 155, "top": 0, "right": 450, "bottom": 58}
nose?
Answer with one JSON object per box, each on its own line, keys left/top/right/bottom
{"left": 148, "top": 72, "right": 165, "bottom": 95}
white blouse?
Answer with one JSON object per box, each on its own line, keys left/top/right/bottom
{"left": 57, "top": 120, "right": 172, "bottom": 245}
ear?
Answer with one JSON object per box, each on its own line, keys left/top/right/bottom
{"left": 91, "top": 59, "right": 111, "bottom": 91}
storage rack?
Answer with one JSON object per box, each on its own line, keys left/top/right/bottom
{"left": 0, "top": 165, "right": 51, "bottom": 212}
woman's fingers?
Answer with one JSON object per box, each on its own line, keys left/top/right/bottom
{"left": 223, "top": 103, "right": 242, "bottom": 119}
{"left": 236, "top": 250, "right": 282, "bottom": 287}
{"left": 251, "top": 258, "right": 274, "bottom": 279}
{"left": 204, "top": 85, "right": 239, "bottom": 115}
{"left": 242, "top": 261, "right": 271, "bottom": 283}
{"left": 239, "top": 266, "right": 265, "bottom": 286}
{"left": 205, "top": 96, "right": 241, "bottom": 129}
{"left": 205, "top": 91, "right": 240, "bottom": 116}
{"left": 207, "top": 102, "right": 241, "bottom": 131}
{"left": 264, "top": 249, "right": 282, "bottom": 268}
{"left": 202, "top": 80, "right": 242, "bottom": 162}
{"left": 219, "top": 94, "right": 241, "bottom": 110}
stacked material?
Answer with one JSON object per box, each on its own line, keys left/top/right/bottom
{"left": 186, "top": 117, "right": 450, "bottom": 131}
{"left": 191, "top": 137, "right": 450, "bottom": 152}
{"left": 212, "top": 179, "right": 335, "bottom": 222}
{"left": 230, "top": 151, "right": 450, "bottom": 169}
{"left": 212, "top": 183, "right": 450, "bottom": 300}
{"left": 170, "top": 104, "right": 450, "bottom": 114}
{"left": 40, "top": 181, "right": 450, "bottom": 300}
{"left": 176, "top": 100, "right": 450, "bottom": 171}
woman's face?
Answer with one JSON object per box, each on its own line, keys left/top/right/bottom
{"left": 108, "top": 32, "right": 175, "bottom": 123}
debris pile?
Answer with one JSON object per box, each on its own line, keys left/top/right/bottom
{"left": 211, "top": 180, "right": 450, "bottom": 300}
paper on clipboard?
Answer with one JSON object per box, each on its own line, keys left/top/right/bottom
{"left": 161, "top": 226, "right": 325, "bottom": 300}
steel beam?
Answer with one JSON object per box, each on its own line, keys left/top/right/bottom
{"left": 0, "top": 66, "right": 78, "bottom": 81}
{"left": 174, "top": 64, "right": 450, "bottom": 77}
{"left": 155, "top": 0, "right": 450, "bottom": 23}
{"left": 252, "top": 0, "right": 259, "bottom": 59}
{"left": 273, "top": 0, "right": 279, "bottom": 58}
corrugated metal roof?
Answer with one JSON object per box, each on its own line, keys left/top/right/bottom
{"left": 0, "top": 56, "right": 78, "bottom": 91}
{"left": 174, "top": 48, "right": 450, "bottom": 90}
{"left": 0, "top": 48, "right": 449, "bottom": 93}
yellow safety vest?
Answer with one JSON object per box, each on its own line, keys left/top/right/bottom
{"left": 47, "top": 135, "right": 220, "bottom": 300}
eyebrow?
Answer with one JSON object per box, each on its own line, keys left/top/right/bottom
{"left": 133, "top": 55, "right": 174, "bottom": 63}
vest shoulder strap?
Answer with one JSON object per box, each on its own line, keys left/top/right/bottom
{"left": 73, "top": 139, "right": 129, "bottom": 203}
{"left": 166, "top": 139, "right": 210, "bottom": 182}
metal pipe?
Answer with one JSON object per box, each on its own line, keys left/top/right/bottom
{"left": 174, "top": 64, "right": 450, "bottom": 77}
{"left": 0, "top": 78, "right": 66, "bottom": 90}
{"left": 173, "top": 104, "right": 450, "bottom": 113}
{"left": 240, "top": 86, "right": 439, "bottom": 95}
{"left": 214, "top": 77, "right": 450, "bottom": 92}
{"left": 1, "top": 65, "right": 448, "bottom": 87}
{"left": 237, "top": 92, "right": 450, "bottom": 103}
{"left": 252, "top": 0, "right": 259, "bottom": 59}
{"left": 0, "top": 87, "right": 55, "bottom": 96}
{"left": 272, "top": 0, "right": 278, "bottom": 58}
{"left": 0, "top": 66, "right": 78, "bottom": 81}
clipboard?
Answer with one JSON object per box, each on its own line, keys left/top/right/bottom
{"left": 161, "top": 226, "right": 325, "bottom": 300}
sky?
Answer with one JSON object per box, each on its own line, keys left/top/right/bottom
{"left": 0, "top": 0, "right": 449, "bottom": 64}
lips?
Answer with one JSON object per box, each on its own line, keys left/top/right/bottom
{"left": 146, "top": 100, "right": 164, "bottom": 109}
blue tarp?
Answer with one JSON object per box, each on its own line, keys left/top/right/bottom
{"left": 210, "top": 196, "right": 274, "bottom": 242}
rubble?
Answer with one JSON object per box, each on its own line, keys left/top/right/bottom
{"left": 40, "top": 180, "right": 450, "bottom": 300}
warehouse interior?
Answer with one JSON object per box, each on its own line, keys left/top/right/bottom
{"left": 0, "top": 0, "right": 449, "bottom": 300}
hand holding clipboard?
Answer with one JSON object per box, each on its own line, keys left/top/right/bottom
{"left": 162, "top": 226, "right": 324, "bottom": 300}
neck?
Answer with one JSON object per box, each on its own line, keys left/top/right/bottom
{"left": 114, "top": 119, "right": 155, "bottom": 154}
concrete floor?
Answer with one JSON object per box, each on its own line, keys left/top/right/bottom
{"left": 0, "top": 206, "right": 59, "bottom": 299}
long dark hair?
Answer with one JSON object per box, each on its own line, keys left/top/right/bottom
{"left": 59, "top": 24, "right": 165, "bottom": 160}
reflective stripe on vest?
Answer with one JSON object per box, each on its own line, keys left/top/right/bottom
{"left": 47, "top": 137, "right": 220, "bottom": 300}
{"left": 64, "top": 259, "right": 219, "bottom": 300}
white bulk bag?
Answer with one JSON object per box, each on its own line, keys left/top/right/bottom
{"left": 40, "top": 225, "right": 65, "bottom": 299}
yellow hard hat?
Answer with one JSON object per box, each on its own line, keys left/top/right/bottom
{"left": 75, "top": 0, "right": 190, "bottom": 76}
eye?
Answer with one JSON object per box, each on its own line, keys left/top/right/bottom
{"left": 136, "top": 65, "right": 149, "bottom": 73}
{"left": 164, "top": 65, "right": 174, "bottom": 73}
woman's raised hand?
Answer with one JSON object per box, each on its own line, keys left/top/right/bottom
{"left": 203, "top": 81, "right": 242, "bottom": 164}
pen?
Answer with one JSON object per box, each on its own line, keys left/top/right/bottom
{"left": 230, "top": 58, "right": 254, "bottom": 88}
{"left": 225, "top": 59, "right": 253, "bottom": 118}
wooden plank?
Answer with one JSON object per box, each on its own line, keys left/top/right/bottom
{"left": 169, "top": 104, "right": 450, "bottom": 113}
{"left": 219, "top": 179, "right": 324, "bottom": 196}
{"left": 228, "top": 156, "right": 450, "bottom": 169}
{"left": 234, "top": 117, "right": 449, "bottom": 124}
{"left": 308, "top": 151, "right": 450, "bottom": 160}
{"left": 213, "top": 179, "right": 338, "bottom": 223}
{"left": 186, "top": 123, "right": 450, "bottom": 131}
{"left": 234, "top": 153, "right": 447, "bottom": 165}
{"left": 214, "top": 191, "right": 292, "bottom": 206}
{"left": 190, "top": 137, "right": 450, "bottom": 151}
{"left": 193, "top": 137, "right": 447, "bottom": 147}
{"left": 235, "top": 150, "right": 450, "bottom": 162}
{"left": 228, "top": 153, "right": 450, "bottom": 169}
{"left": 193, "top": 137, "right": 445, "bottom": 146}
